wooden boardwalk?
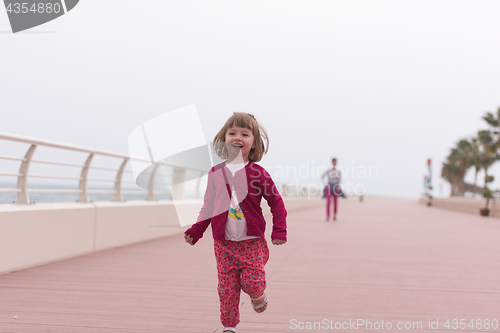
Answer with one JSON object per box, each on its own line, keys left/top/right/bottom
{"left": 1, "top": 197, "right": 499, "bottom": 332}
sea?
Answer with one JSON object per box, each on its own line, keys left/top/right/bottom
{"left": 0, "top": 182, "right": 172, "bottom": 205}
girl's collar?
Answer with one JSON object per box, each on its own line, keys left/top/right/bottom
{"left": 226, "top": 159, "right": 254, "bottom": 168}
{"left": 215, "top": 159, "right": 254, "bottom": 172}
{"left": 225, "top": 160, "right": 249, "bottom": 166}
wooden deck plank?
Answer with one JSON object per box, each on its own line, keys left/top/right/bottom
{"left": 1, "top": 197, "right": 499, "bottom": 332}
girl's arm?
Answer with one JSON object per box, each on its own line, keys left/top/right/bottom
{"left": 320, "top": 170, "right": 327, "bottom": 186}
{"left": 184, "top": 167, "right": 215, "bottom": 245}
{"left": 261, "top": 169, "right": 287, "bottom": 242}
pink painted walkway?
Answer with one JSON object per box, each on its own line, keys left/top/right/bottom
{"left": 1, "top": 197, "right": 499, "bottom": 332}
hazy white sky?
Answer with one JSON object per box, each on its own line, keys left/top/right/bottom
{"left": 1, "top": 1, "right": 500, "bottom": 198}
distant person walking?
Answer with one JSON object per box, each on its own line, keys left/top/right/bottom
{"left": 321, "top": 158, "right": 343, "bottom": 221}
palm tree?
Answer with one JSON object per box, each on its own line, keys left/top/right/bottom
{"left": 441, "top": 138, "right": 472, "bottom": 196}
{"left": 481, "top": 107, "right": 500, "bottom": 192}
{"left": 441, "top": 161, "right": 463, "bottom": 196}
{"left": 466, "top": 137, "right": 482, "bottom": 197}
{"left": 482, "top": 106, "right": 500, "bottom": 135}
{"left": 477, "top": 130, "right": 498, "bottom": 196}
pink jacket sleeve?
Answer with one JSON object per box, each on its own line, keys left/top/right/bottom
{"left": 261, "top": 169, "right": 287, "bottom": 241}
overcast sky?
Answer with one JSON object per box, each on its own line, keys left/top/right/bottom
{"left": 1, "top": 1, "right": 500, "bottom": 198}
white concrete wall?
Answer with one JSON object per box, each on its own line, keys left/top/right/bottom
{"left": 0, "top": 201, "right": 185, "bottom": 275}
{"left": 0, "top": 203, "right": 96, "bottom": 275}
{"left": 0, "top": 197, "right": 323, "bottom": 275}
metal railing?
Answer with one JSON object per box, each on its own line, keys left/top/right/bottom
{"left": 0, "top": 132, "right": 315, "bottom": 205}
{"left": 0, "top": 132, "right": 205, "bottom": 204}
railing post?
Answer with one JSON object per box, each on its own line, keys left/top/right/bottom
{"left": 195, "top": 171, "right": 204, "bottom": 200}
{"left": 147, "top": 163, "right": 160, "bottom": 201}
{"left": 79, "top": 153, "right": 94, "bottom": 203}
{"left": 171, "top": 166, "right": 186, "bottom": 200}
{"left": 16, "top": 144, "right": 37, "bottom": 204}
{"left": 114, "top": 158, "right": 128, "bottom": 202}
{"left": 280, "top": 183, "right": 287, "bottom": 197}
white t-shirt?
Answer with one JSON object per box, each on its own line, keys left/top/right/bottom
{"left": 321, "top": 168, "right": 342, "bottom": 185}
{"left": 225, "top": 161, "right": 248, "bottom": 176}
{"left": 224, "top": 161, "right": 260, "bottom": 241}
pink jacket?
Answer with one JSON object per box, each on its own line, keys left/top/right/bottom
{"left": 185, "top": 160, "right": 287, "bottom": 245}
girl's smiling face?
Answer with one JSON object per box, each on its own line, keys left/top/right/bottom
{"left": 225, "top": 125, "right": 256, "bottom": 163}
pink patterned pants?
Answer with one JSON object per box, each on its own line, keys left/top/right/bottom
{"left": 326, "top": 186, "right": 339, "bottom": 218}
{"left": 214, "top": 237, "right": 269, "bottom": 328}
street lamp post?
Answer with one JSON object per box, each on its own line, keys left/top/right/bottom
{"left": 426, "top": 159, "right": 433, "bottom": 206}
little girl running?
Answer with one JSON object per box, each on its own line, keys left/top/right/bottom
{"left": 184, "top": 112, "right": 287, "bottom": 333}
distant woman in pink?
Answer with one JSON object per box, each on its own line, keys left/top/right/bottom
{"left": 184, "top": 112, "right": 287, "bottom": 333}
{"left": 321, "top": 158, "right": 342, "bottom": 221}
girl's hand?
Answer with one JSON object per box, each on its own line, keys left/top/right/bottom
{"left": 272, "top": 239, "right": 286, "bottom": 245}
{"left": 184, "top": 233, "right": 194, "bottom": 246}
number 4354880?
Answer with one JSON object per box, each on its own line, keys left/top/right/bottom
{"left": 6, "top": 3, "right": 62, "bottom": 14}
{"left": 444, "top": 319, "right": 498, "bottom": 330}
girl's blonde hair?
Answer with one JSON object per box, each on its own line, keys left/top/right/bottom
{"left": 213, "top": 112, "right": 269, "bottom": 162}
